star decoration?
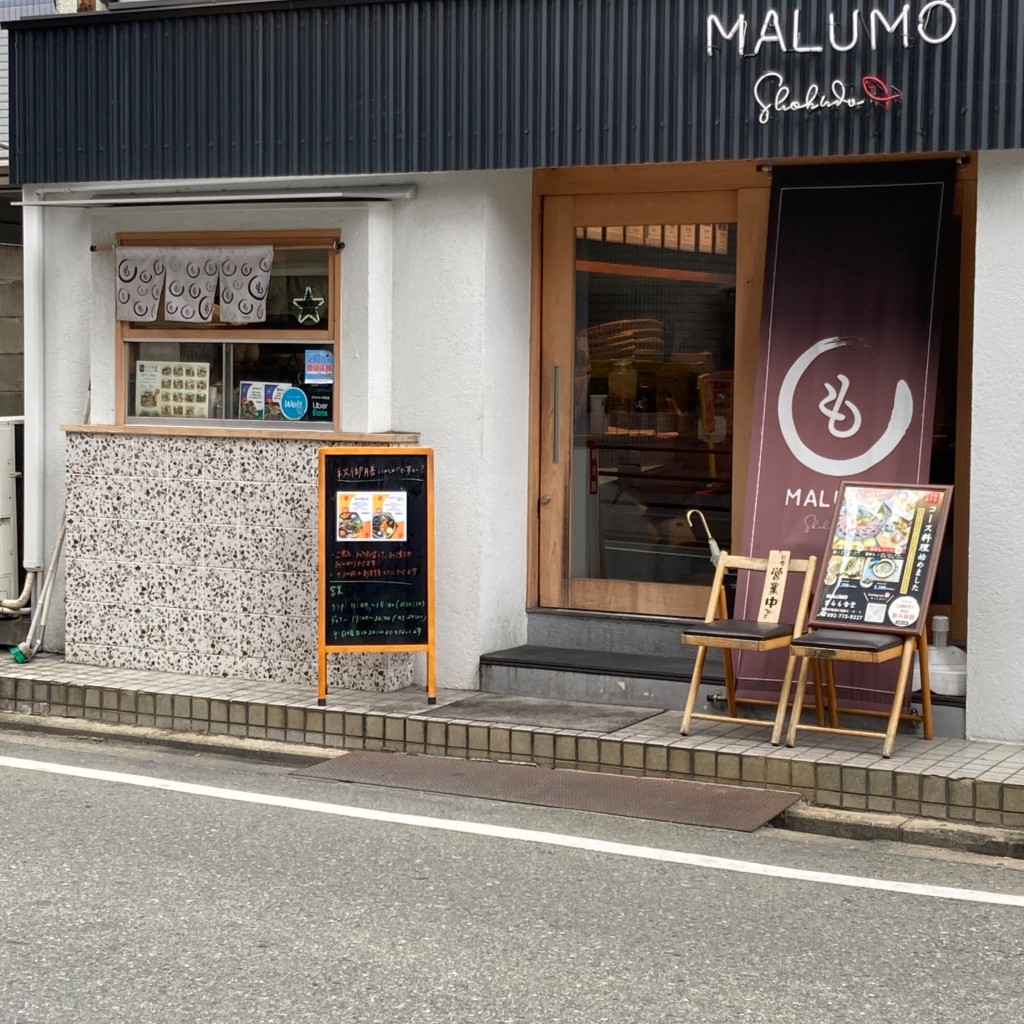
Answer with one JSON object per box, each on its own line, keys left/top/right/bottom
{"left": 293, "top": 286, "right": 325, "bottom": 325}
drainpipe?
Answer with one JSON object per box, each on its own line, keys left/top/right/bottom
{"left": 0, "top": 573, "right": 35, "bottom": 615}
{"left": 22, "top": 197, "right": 44, "bottom": 574}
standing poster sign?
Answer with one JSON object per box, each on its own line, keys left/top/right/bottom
{"left": 318, "top": 447, "right": 435, "bottom": 706}
{"left": 811, "top": 483, "right": 952, "bottom": 634}
{"left": 737, "top": 162, "right": 955, "bottom": 706}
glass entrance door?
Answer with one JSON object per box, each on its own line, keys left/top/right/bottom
{"left": 539, "top": 190, "right": 764, "bottom": 617}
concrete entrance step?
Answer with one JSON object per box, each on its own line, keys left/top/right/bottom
{"left": 526, "top": 607, "right": 698, "bottom": 657}
{"left": 479, "top": 644, "right": 723, "bottom": 710}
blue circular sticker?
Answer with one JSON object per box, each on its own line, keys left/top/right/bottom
{"left": 280, "top": 387, "right": 309, "bottom": 420}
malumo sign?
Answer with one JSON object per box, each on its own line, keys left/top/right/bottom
{"left": 706, "top": 3, "right": 959, "bottom": 124}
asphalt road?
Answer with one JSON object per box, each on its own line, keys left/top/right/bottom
{"left": 1, "top": 728, "right": 1023, "bottom": 1024}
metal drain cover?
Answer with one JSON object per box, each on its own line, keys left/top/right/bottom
{"left": 295, "top": 751, "right": 799, "bottom": 833}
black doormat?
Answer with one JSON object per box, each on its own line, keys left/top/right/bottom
{"left": 295, "top": 751, "right": 799, "bottom": 832}
{"left": 420, "top": 694, "right": 662, "bottom": 733}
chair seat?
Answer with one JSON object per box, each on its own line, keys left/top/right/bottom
{"left": 791, "top": 629, "right": 904, "bottom": 654}
{"left": 682, "top": 619, "right": 795, "bottom": 644}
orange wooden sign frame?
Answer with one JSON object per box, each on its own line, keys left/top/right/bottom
{"left": 317, "top": 446, "right": 436, "bottom": 706}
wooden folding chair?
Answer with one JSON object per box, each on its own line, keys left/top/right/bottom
{"left": 784, "top": 628, "right": 932, "bottom": 758}
{"left": 680, "top": 549, "right": 819, "bottom": 745}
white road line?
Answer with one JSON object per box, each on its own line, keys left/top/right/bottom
{"left": 2, "top": 753, "right": 1021, "bottom": 908}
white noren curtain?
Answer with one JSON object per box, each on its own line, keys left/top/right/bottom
{"left": 114, "top": 245, "right": 276, "bottom": 324}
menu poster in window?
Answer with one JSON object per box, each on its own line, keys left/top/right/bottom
{"left": 318, "top": 448, "right": 435, "bottom": 704}
{"left": 303, "top": 349, "right": 334, "bottom": 384}
{"left": 239, "top": 381, "right": 291, "bottom": 420}
{"left": 135, "top": 360, "right": 210, "bottom": 417}
{"left": 810, "top": 482, "right": 952, "bottom": 635}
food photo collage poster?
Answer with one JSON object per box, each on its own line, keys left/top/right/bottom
{"left": 813, "top": 485, "right": 949, "bottom": 633}
{"left": 135, "top": 360, "right": 211, "bottom": 417}
{"left": 336, "top": 492, "right": 408, "bottom": 542}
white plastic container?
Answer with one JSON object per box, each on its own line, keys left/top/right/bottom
{"left": 913, "top": 615, "right": 967, "bottom": 697}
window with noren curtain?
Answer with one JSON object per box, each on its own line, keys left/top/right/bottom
{"left": 118, "top": 232, "right": 340, "bottom": 427}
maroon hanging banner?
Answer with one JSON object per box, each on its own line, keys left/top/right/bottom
{"left": 737, "top": 162, "right": 955, "bottom": 708}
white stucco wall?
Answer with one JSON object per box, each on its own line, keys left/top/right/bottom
{"left": 38, "top": 200, "right": 387, "bottom": 652}
{"left": 34, "top": 170, "right": 533, "bottom": 689}
{"left": 480, "top": 176, "right": 534, "bottom": 660}
{"left": 392, "top": 171, "right": 533, "bottom": 689}
{"left": 40, "top": 207, "right": 93, "bottom": 651}
{"left": 969, "top": 150, "right": 1024, "bottom": 743}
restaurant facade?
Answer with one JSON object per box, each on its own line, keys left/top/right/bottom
{"left": 5, "top": 0, "right": 1024, "bottom": 742}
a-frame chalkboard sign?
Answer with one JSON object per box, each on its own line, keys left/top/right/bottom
{"left": 317, "top": 447, "right": 435, "bottom": 706}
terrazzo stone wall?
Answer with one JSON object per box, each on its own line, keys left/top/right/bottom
{"left": 64, "top": 432, "right": 412, "bottom": 691}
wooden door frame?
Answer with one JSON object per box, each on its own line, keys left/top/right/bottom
{"left": 533, "top": 165, "right": 771, "bottom": 616}
{"left": 528, "top": 161, "right": 772, "bottom": 610}
{"left": 943, "top": 165, "right": 977, "bottom": 643}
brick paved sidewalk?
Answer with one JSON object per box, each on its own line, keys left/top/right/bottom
{"left": 4, "top": 654, "right": 1024, "bottom": 830}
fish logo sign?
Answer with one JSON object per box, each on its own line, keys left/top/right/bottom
{"left": 862, "top": 75, "right": 903, "bottom": 110}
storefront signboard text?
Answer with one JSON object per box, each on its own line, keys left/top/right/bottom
{"left": 706, "top": 2, "right": 959, "bottom": 124}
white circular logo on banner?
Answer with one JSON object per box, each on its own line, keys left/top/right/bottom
{"left": 777, "top": 337, "right": 914, "bottom": 476}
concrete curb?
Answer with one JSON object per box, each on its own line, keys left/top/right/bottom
{"left": 0, "top": 711, "right": 329, "bottom": 767}
{"left": 781, "top": 803, "right": 1024, "bottom": 860}
{"left": 7, "top": 711, "right": 1024, "bottom": 859}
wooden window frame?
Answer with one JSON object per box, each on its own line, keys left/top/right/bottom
{"left": 115, "top": 229, "right": 342, "bottom": 430}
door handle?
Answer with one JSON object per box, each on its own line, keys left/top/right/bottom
{"left": 540, "top": 494, "right": 552, "bottom": 504}
{"left": 552, "top": 365, "right": 560, "bottom": 464}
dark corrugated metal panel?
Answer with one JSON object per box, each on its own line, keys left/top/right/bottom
{"left": 0, "top": 0, "right": 54, "bottom": 151}
{"left": 7, "top": 0, "right": 1024, "bottom": 184}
